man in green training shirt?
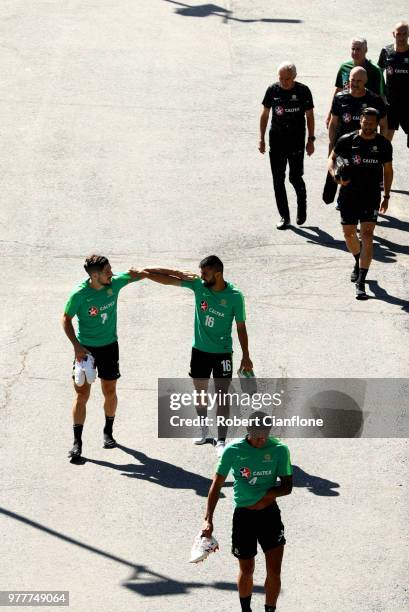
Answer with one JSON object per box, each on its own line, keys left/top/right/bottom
{"left": 143, "top": 255, "right": 253, "bottom": 455}
{"left": 325, "top": 37, "right": 385, "bottom": 127}
{"left": 62, "top": 254, "right": 144, "bottom": 461}
{"left": 202, "top": 413, "right": 293, "bottom": 612}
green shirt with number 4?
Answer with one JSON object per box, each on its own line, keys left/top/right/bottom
{"left": 216, "top": 437, "right": 292, "bottom": 508}
{"left": 181, "top": 278, "right": 246, "bottom": 354}
{"left": 64, "top": 272, "right": 141, "bottom": 347}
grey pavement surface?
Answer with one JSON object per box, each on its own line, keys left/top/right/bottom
{"left": 1, "top": 1, "right": 408, "bottom": 611}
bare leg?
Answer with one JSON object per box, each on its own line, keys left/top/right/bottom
{"left": 265, "top": 545, "right": 284, "bottom": 607}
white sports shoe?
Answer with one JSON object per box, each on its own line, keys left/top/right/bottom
{"left": 215, "top": 440, "right": 225, "bottom": 458}
{"left": 74, "top": 354, "right": 96, "bottom": 386}
{"left": 193, "top": 425, "right": 209, "bottom": 445}
{"left": 82, "top": 354, "right": 96, "bottom": 383}
{"left": 189, "top": 533, "right": 219, "bottom": 563}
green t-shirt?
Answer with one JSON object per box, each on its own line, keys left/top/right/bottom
{"left": 181, "top": 278, "right": 246, "bottom": 353}
{"left": 216, "top": 437, "right": 292, "bottom": 508}
{"left": 335, "top": 59, "right": 385, "bottom": 95}
{"left": 64, "top": 272, "right": 141, "bottom": 347}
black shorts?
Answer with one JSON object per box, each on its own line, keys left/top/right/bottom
{"left": 189, "top": 347, "right": 233, "bottom": 379}
{"left": 72, "top": 341, "right": 120, "bottom": 381}
{"left": 232, "top": 503, "right": 285, "bottom": 559}
{"left": 386, "top": 102, "right": 409, "bottom": 133}
{"left": 338, "top": 192, "right": 381, "bottom": 225}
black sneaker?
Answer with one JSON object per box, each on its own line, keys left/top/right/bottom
{"left": 103, "top": 433, "right": 117, "bottom": 449}
{"left": 68, "top": 441, "right": 82, "bottom": 460}
{"left": 350, "top": 264, "right": 359, "bottom": 282}
{"left": 355, "top": 282, "right": 368, "bottom": 300}
{"left": 296, "top": 211, "right": 307, "bottom": 225}
{"left": 276, "top": 218, "right": 290, "bottom": 230}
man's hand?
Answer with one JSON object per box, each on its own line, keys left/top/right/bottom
{"left": 240, "top": 355, "right": 253, "bottom": 372}
{"left": 337, "top": 178, "right": 351, "bottom": 187}
{"left": 258, "top": 139, "right": 266, "bottom": 154}
{"left": 379, "top": 198, "right": 389, "bottom": 214}
{"left": 201, "top": 520, "right": 213, "bottom": 538}
{"left": 128, "top": 267, "right": 146, "bottom": 279}
{"left": 74, "top": 344, "right": 89, "bottom": 362}
{"left": 306, "top": 140, "right": 315, "bottom": 156}
{"left": 246, "top": 491, "right": 276, "bottom": 511}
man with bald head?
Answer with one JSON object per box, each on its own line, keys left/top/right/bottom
{"left": 378, "top": 21, "right": 409, "bottom": 146}
{"left": 259, "top": 62, "right": 315, "bottom": 229}
{"left": 323, "top": 67, "right": 387, "bottom": 203}
{"left": 325, "top": 37, "right": 385, "bottom": 128}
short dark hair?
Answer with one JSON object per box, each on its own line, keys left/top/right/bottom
{"left": 360, "top": 107, "right": 380, "bottom": 122}
{"left": 199, "top": 255, "right": 224, "bottom": 273}
{"left": 84, "top": 254, "right": 109, "bottom": 275}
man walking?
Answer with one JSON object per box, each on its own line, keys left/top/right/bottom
{"left": 62, "top": 255, "right": 143, "bottom": 461}
{"left": 328, "top": 108, "right": 393, "bottom": 300}
{"left": 323, "top": 66, "right": 387, "bottom": 203}
{"left": 201, "top": 413, "right": 293, "bottom": 612}
{"left": 259, "top": 61, "right": 315, "bottom": 229}
{"left": 378, "top": 21, "right": 409, "bottom": 147}
{"left": 142, "top": 256, "right": 253, "bottom": 455}
{"left": 325, "top": 37, "right": 385, "bottom": 127}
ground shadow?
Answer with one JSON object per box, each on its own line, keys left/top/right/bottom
{"left": 85, "top": 444, "right": 231, "bottom": 497}
{"left": 390, "top": 189, "right": 409, "bottom": 196}
{"left": 292, "top": 465, "right": 340, "bottom": 496}
{"left": 366, "top": 279, "right": 409, "bottom": 312}
{"left": 377, "top": 213, "right": 409, "bottom": 233}
{"left": 163, "top": 0, "right": 302, "bottom": 23}
{"left": 290, "top": 224, "right": 407, "bottom": 263}
{"left": 0, "top": 508, "right": 264, "bottom": 597}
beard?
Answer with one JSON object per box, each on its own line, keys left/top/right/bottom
{"left": 203, "top": 278, "right": 216, "bottom": 288}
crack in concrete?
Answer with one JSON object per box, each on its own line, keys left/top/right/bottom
{"left": 1, "top": 343, "right": 41, "bottom": 410}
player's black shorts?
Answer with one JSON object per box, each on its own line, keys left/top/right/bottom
{"left": 386, "top": 102, "right": 409, "bottom": 133}
{"left": 338, "top": 191, "right": 381, "bottom": 225}
{"left": 232, "top": 503, "right": 285, "bottom": 559}
{"left": 189, "top": 347, "right": 233, "bottom": 379}
{"left": 72, "top": 341, "right": 120, "bottom": 381}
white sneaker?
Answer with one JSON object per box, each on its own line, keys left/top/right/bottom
{"left": 193, "top": 426, "right": 209, "bottom": 445}
{"left": 74, "top": 361, "right": 86, "bottom": 386}
{"left": 82, "top": 354, "right": 96, "bottom": 383}
{"left": 215, "top": 440, "right": 225, "bottom": 458}
{"left": 189, "top": 533, "right": 219, "bottom": 563}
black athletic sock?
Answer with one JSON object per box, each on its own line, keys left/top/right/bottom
{"left": 73, "top": 424, "right": 83, "bottom": 444}
{"left": 240, "top": 595, "right": 252, "bottom": 611}
{"left": 353, "top": 252, "right": 360, "bottom": 267}
{"left": 358, "top": 268, "right": 368, "bottom": 284}
{"left": 265, "top": 606, "right": 276, "bottom": 612}
{"left": 104, "top": 416, "right": 115, "bottom": 436}
{"left": 217, "top": 437, "right": 226, "bottom": 443}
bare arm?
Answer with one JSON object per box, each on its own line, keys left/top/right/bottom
{"left": 328, "top": 114, "right": 340, "bottom": 153}
{"left": 245, "top": 475, "right": 293, "bottom": 510}
{"left": 259, "top": 106, "right": 270, "bottom": 154}
{"left": 201, "top": 473, "right": 226, "bottom": 537}
{"left": 305, "top": 108, "right": 315, "bottom": 156}
{"left": 380, "top": 161, "right": 393, "bottom": 213}
{"left": 326, "top": 87, "right": 342, "bottom": 127}
{"left": 61, "top": 313, "right": 88, "bottom": 361}
{"left": 236, "top": 321, "right": 253, "bottom": 371}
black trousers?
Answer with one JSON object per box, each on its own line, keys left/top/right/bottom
{"left": 269, "top": 144, "right": 306, "bottom": 220}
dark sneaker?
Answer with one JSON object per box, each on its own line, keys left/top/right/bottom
{"left": 276, "top": 218, "right": 290, "bottom": 230}
{"left": 68, "top": 441, "right": 82, "bottom": 460}
{"left": 350, "top": 264, "right": 359, "bottom": 283}
{"left": 103, "top": 433, "right": 117, "bottom": 449}
{"left": 296, "top": 210, "right": 307, "bottom": 225}
{"left": 355, "top": 282, "right": 368, "bottom": 300}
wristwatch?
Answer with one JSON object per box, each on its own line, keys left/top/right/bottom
{"left": 308, "top": 136, "right": 316, "bottom": 141}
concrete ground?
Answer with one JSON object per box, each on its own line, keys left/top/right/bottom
{"left": 1, "top": 1, "right": 408, "bottom": 611}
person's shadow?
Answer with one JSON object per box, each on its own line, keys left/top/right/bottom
{"left": 85, "top": 444, "right": 231, "bottom": 498}
{"left": 163, "top": 0, "right": 301, "bottom": 23}
{"left": 367, "top": 279, "right": 409, "bottom": 312}
{"left": 292, "top": 465, "right": 340, "bottom": 496}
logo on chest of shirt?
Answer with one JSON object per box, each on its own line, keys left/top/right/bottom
{"left": 275, "top": 105, "right": 285, "bottom": 116}
{"left": 107, "top": 289, "right": 113, "bottom": 296}
{"left": 88, "top": 306, "right": 99, "bottom": 316}
{"left": 263, "top": 454, "right": 272, "bottom": 462}
{"left": 371, "top": 145, "right": 378, "bottom": 152}
{"left": 240, "top": 467, "right": 251, "bottom": 479}
{"left": 200, "top": 300, "right": 209, "bottom": 311}
{"left": 387, "top": 66, "right": 394, "bottom": 75}
{"left": 342, "top": 112, "right": 352, "bottom": 123}
{"left": 220, "top": 299, "right": 227, "bottom": 306}
{"left": 352, "top": 154, "right": 362, "bottom": 165}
